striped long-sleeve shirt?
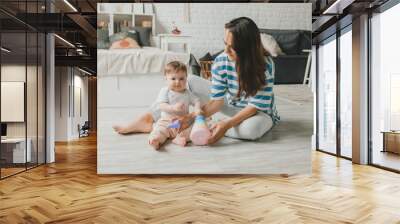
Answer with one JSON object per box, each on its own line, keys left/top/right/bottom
{"left": 210, "top": 52, "right": 279, "bottom": 123}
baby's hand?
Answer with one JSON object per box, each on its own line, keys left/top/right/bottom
{"left": 194, "top": 109, "right": 204, "bottom": 116}
{"left": 172, "top": 102, "right": 185, "bottom": 113}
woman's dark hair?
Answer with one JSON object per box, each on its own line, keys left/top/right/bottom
{"left": 225, "top": 17, "right": 269, "bottom": 98}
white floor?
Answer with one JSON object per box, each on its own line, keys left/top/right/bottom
{"left": 97, "top": 73, "right": 313, "bottom": 174}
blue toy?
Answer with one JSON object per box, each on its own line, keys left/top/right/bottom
{"left": 167, "top": 120, "right": 181, "bottom": 129}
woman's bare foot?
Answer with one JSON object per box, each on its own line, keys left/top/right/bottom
{"left": 149, "top": 138, "right": 161, "bottom": 150}
{"left": 113, "top": 112, "right": 154, "bottom": 134}
{"left": 172, "top": 136, "right": 187, "bottom": 147}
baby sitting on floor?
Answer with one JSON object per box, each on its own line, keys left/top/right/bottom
{"left": 148, "top": 61, "right": 202, "bottom": 150}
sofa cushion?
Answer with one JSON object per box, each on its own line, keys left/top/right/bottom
{"left": 273, "top": 55, "right": 308, "bottom": 84}
{"left": 260, "top": 33, "right": 284, "bottom": 57}
{"left": 298, "top": 31, "right": 312, "bottom": 54}
{"left": 211, "top": 50, "right": 224, "bottom": 60}
{"left": 199, "top": 52, "right": 213, "bottom": 61}
{"left": 259, "top": 29, "right": 301, "bottom": 55}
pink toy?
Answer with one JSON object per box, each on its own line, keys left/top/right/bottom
{"left": 190, "top": 115, "right": 211, "bottom": 145}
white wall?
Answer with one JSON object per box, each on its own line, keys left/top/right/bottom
{"left": 1, "top": 64, "right": 46, "bottom": 164}
{"left": 1, "top": 66, "right": 26, "bottom": 139}
{"left": 1, "top": 65, "right": 37, "bottom": 137}
{"left": 55, "top": 66, "right": 68, "bottom": 141}
{"left": 73, "top": 73, "right": 89, "bottom": 138}
{"left": 99, "top": 3, "right": 312, "bottom": 59}
{"left": 55, "top": 67, "right": 89, "bottom": 141}
{"left": 154, "top": 3, "right": 311, "bottom": 58}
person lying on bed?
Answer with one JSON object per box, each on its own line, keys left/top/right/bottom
{"left": 114, "top": 61, "right": 202, "bottom": 150}
{"left": 113, "top": 17, "right": 279, "bottom": 144}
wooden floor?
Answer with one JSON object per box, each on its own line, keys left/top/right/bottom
{"left": 1, "top": 167, "right": 26, "bottom": 178}
{"left": 1, "top": 135, "right": 400, "bottom": 223}
{"left": 373, "top": 150, "right": 400, "bottom": 171}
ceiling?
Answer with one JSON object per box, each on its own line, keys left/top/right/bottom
{"left": 311, "top": 0, "right": 389, "bottom": 43}
{"left": 0, "top": 0, "right": 98, "bottom": 74}
{"left": 1, "top": 0, "right": 392, "bottom": 75}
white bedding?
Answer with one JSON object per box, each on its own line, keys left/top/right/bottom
{"left": 97, "top": 47, "right": 190, "bottom": 76}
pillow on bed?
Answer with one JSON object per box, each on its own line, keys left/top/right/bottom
{"left": 110, "top": 31, "right": 141, "bottom": 45}
{"left": 260, "top": 33, "right": 284, "bottom": 57}
{"left": 132, "top": 27, "right": 152, "bottom": 46}
{"left": 109, "top": 38, "right": 141, "bottom": 49}
{"left": 109, "top": 31, "right": 141, "bottom": 49}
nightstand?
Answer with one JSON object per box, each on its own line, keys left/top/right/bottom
{"left": 158, "top": 34, "right": 192, "bottom": 54}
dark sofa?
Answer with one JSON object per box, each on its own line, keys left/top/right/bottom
{"left": 259, "top": 29, "right": 312, "bottom": 84}
{"left": 194, "top": 29, "right": 311, "bottom": 84}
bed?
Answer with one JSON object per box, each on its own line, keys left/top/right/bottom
{"left": 97, "top": 47, "right": 191, "bottom": 76}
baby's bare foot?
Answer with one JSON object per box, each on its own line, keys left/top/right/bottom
{"left": 149, "top": 138, "right": 161, "bottom": 150}
{"left": 172, "top": 136, "right": 187, "bottom": 147}
{"left": 113, "top": 125, "right": 128, "bottom": 134}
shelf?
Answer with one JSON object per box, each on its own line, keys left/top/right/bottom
{"left": 97, "top": 13, "right": 155, "bottom": 37}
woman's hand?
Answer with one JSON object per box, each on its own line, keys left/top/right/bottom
{"left": 208, "top": 120, "right": 233, "bottom": 144}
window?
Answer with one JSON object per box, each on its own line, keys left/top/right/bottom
{"left": 317, "top": 35, "right": 337, "bottom": 155}
{"left": 0, "top": 1, "right": 47, "bottom": 179}
{"left": 339, "top": 28, "right": 352, "bottom": 158}
{"left": 370, "top": 3, "right": 400, "bottom": 171}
